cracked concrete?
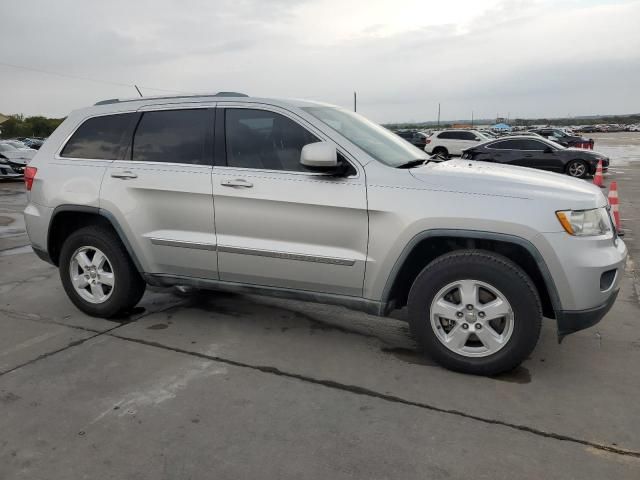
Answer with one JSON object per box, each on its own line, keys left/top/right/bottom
{"left": 1, "top": 149, "right": 640, "bottom": 479}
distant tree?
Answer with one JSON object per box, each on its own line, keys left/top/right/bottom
{"left": 0, "top": 114, "right": 64, "bottom": 138}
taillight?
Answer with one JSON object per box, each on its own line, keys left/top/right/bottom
{"left": 24, "top": 166, "right": 37, "bottom": 191}
{"left": 425, "top": 139, "right": 431, "bottom": 144}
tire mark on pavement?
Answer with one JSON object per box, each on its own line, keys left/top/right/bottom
{"left": 108, "top": 332, "right": 640, "bottom": 460}
{"left": 0, "top": 301, "right": 188, "bottom": 377}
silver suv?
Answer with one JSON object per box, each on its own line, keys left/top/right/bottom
{"left": 23, "top": 93, "right": 627, "bottom": 375}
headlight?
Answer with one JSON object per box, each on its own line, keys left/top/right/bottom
{"left": 556, "top": 208, "right": 612, "bottom": 236}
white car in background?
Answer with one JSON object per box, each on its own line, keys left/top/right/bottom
{"left": 0, "top": 142, "right": 36, "bottom": 174}
{"left": 3, "top": 140, "right": 37, "bottom": 159}
{"left": 425, "top": 130, "right": 491, "bottom": 157}
{"left": 0, "top": 161, "right": 23, "bottom": 178}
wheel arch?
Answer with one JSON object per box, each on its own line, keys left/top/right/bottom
{"left": 381, "top": 229, "right": 562, "bottom": 319}
{"left": 47, "top": 205, "right": 143, "bottom": 272}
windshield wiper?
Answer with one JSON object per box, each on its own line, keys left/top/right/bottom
{"left": 397, "top": 159, "right": 430, "bottom": 169}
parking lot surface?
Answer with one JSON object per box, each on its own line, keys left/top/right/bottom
{"left": 1, "top": 136, "right": 640, "bottom": 478}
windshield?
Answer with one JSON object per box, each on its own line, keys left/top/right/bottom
{"left": 545, "top": 138, "right": 567, "bottom": 150}
{"left": 301, "top": 106, "right": 427, "bottom": 167}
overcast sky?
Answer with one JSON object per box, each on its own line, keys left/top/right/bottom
{"left": 1, "top": 0, "right": 639, "bottom": 123}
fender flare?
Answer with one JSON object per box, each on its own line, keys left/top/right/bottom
{"left": 48, "top": 205, "right": 144, "bottom": 273}
{"left": 380, "top": 228, "right": 563, "bottom": 313}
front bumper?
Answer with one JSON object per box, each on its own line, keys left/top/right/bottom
{"left": 556, "top": 289, "right": 618, "bottom": 340}
{"left": 533, "top": 231, "right": 627, "bottom": 338}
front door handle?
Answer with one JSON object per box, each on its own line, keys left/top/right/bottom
{"left": 221, "top": 178, "right": 253, "bottom": 188}
{"left": 111, "top": 170, "right": 138, "bottom": 180}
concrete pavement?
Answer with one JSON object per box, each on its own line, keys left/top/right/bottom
{"left": 1, "top": 157, "right": 639, "bottom": 478}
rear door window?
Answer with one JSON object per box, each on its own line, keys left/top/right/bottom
{"left": 459, "top": 131, "right": 477, "bottom": 140}
{"left": 522, "top": 140, "right": 547, "bottom": 150}
{"left": 488, "top": 140, "right": 523, "bottom": 150}
{"left": 61, "top": 113, "right": 137, "bottom": 160}
{"left": 132, "top": 109, "right": 210, "bottom": 164}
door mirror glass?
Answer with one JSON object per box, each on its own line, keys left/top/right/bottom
{"left": 300, "top": 142, "right": 338, "bottom": 170}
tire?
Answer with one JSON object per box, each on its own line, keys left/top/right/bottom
{"left": 407, "top": 250, "right": 542, "bottom": 376}
{"left": 566, "top": 159, "right": 588, "bottom": 178}
{"left": 59, "top": 225, "right": 146, "bottom": 318}
{"left": 432, "top": 147, "right": 449, "bottom": 159}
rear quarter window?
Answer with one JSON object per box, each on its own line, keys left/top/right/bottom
{"left": 60, "top": 113, "right": 137, "bottom": 160}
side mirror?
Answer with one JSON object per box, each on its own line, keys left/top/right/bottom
{"left": 544, "top": 146, "right": 554, "bottom": 153}
{"left": 300, "top": 142, "right": 338, "bottom": 171}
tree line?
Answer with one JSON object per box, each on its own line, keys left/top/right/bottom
{"left": 0, "top": 114, "right": 65, "bottom": 139}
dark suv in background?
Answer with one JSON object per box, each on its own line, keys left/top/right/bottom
{"left": 529, "top": 128, "right": 592, "bottom": 148}
{"left": 393, "top": 130, "right": 429, "bottom": 149}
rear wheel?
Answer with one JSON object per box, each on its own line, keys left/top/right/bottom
{"left": 566, "top": 159, "right": 588, "bottom": 178}
{"left": 59, "top": 225, "right": 146, "bottom": 318}
{"left": 408, "top": 250, "right": 542, "bottom": 375}
{"left": 432, "top": 147, "right": 449, "bottom": 159}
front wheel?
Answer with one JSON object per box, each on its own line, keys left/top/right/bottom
{"left": 408, "top": 250, "right": 542, "bottom": 375}
{"left": 59, "top": 225, "right": 146, "bottom": 318}
{"left": 566, "top": 160, "right": 588, "bottom": 178}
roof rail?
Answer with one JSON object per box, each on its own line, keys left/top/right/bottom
{"left": 94, "top": 98, "right": 120, "bottom": 106}
{"left": 94, "top": 91, "right": 249, "bottom": 106}
{"left": 213, "top": 92, "right": 248, "bottom": 97}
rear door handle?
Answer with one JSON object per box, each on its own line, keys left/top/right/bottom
{"left": 110, "top": 170, "right": 138, "bottom": 179}
{"left": 221, "top": 178, "right": 253, "bottom": 188}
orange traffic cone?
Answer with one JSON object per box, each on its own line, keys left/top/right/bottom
{"left": 593, "top": 160, "right": 604, "bottom": 188}
{"left": 608, "top": 181, "right": 621, "bottom": 231}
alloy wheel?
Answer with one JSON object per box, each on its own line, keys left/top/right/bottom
{"left": 568, "top": 162, "right": 586, "bottom": 177}
{"left": 429, "top": 279, "right": 514, "bottom": 358}
{"left": 69, "top": 246, "right": 115, "bottom": 304}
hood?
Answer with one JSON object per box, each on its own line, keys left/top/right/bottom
{"left": 563, "top": 147, "right": 607, "bottom": 159}
{"left": 410, "top": 159, "right": 606, "bottom": 210}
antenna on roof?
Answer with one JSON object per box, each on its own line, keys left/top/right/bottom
{"left": 134, "top": 85, "right": 143, "bottom": 97}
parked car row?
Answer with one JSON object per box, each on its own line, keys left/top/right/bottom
{"left": 0, "top": 139, "right": 38, "bottom": 177}
{"left": 19, "top": 137, "right": 46, "bottom": 149}
{"left": 461, "top": 136, "right": 609, "bottom": 178}
{"left": 393, "top": 126, "right": 608, "bottom": 179}
{"left": 574, "top": 124, "right": 640, "bottom": 133}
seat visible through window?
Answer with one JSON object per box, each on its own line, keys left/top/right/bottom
{"left": 225, "top": 109, "right": 319, "bottom": 171}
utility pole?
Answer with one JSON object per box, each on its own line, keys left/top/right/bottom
{"left": 437, "top": 103, "right": 441, "bottom": 127}
{"left": 471, "top": 111, "right": 474, "bottom": 127}
{"left": 353, "top": 91, "right": 357, "bottom": 112}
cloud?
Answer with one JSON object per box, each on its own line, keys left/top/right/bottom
{"left": 0, "top": 0, "right": 638, "bottom": 121}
